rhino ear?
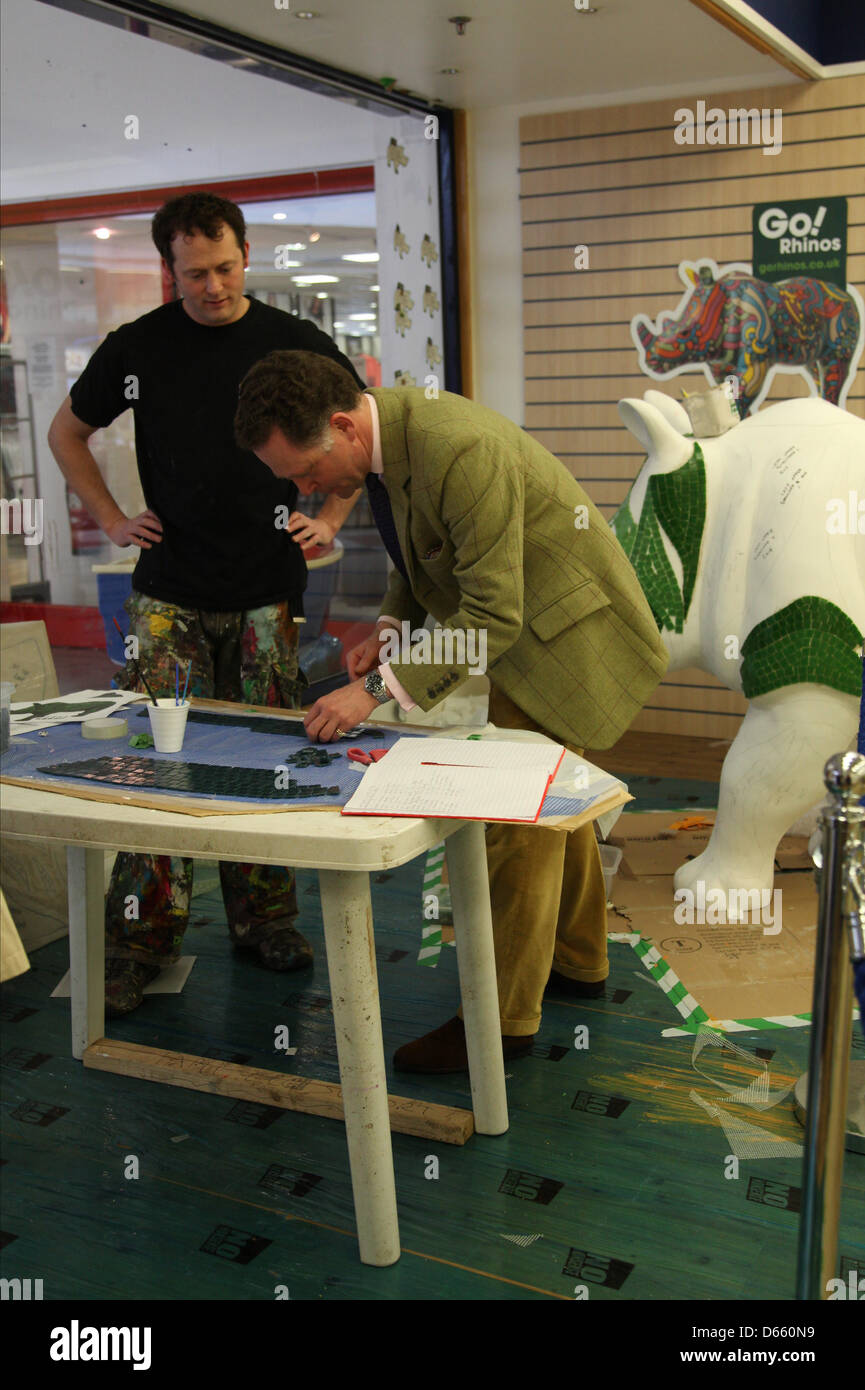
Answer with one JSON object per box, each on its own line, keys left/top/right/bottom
{"left": 618, "top": 397, "right": 693, "bottom": 467}
{"left": 643, "top": 390, "right": 691, "bottom": 435}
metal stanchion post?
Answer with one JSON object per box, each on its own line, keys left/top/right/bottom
{"left": 795, "top": 751, "right": 865, "bottom": 1301}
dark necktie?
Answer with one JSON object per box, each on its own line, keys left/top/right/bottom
{"left": 365, "top": 472, "right": 410, "bottom": 583}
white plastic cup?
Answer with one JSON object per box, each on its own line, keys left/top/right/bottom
{"left": 146, "top": 698, "right": 190, "bottom": 753}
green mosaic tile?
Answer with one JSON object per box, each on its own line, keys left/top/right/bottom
{"left": 741, "top": 597, "right": 863, "bottom": 698}
{"left": 610, "top": 495, "right": 637, "bottom": 555}
{"left": 741, "top": 596, "right": 862, "bottom": 655}
{"left": 610, "top": 445, "right": 706, "bottom": 635}
{"left": 650, "top": 443, "right": 705, "bottom": 621}
{"left": 130, "top": 708, "right": 380, "bottom": 741}
{"left": 13, "top": 698, "right": 116, "bottom": 719}
{"left": 37, "top": 755, "right": 341, "bottom": 801}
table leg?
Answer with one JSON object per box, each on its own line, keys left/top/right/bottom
{"left": 446, "top": 821, "right": 509, "bottom": 1136}
{"left": 318, "top": 868, "right": 400, "bottom": 1267}
{"left": 67, "top": 847, "right": 105, "bottom": 1060}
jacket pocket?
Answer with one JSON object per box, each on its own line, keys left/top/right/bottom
{"left": 528, "top": 578, "right": 611, "bottom": 642}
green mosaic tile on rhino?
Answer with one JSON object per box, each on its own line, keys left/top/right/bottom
{"left": 610, "top": 445, "right": 706, "bottom": 635}
{"left": 740, "top": 597, "right": 864, "bottom": 698}
{"left": 741, "top": 596, "right": 862, "bottom": 654}
{"left": 650, "top": 444, "right": 705, "bottom": 621}
{"left": 610, "top": 497, "right": 637, "bottom": 556}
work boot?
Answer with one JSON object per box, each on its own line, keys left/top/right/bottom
{"left": 393, "top": 1016, "right": 534, "bottom": 1074}
{"left": 545, "top": 968, "right": 606, "bottom": 999}
{"left": 105, "top": 957, "right": 161, "bottom": 1017}
{"left": 234, "top": 923, "right": 314, "bottom": 972}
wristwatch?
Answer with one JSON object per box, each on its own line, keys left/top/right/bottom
{"left": 364, "top": 671, "right": 392, "bottom": 705}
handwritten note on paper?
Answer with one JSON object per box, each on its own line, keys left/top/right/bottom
{"left": 342, "top": 761, "right": 555, "bottom": 822}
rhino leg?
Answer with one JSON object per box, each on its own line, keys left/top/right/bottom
{"left": 673, "top": 684, "right": 858, "bottom": 904}
{"left": 818, "top": 353, "right": 852, "bottom": 405}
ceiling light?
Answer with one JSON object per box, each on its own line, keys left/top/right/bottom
{"left": 292, "top": 275, "right": 338, "bottom": 285}
{"left": 92, "top": 227, "right": 112, "bottom": 239}
{"left": 349, "top": 313, "right": 377, "bottom": 321}
{"left": 284, "top": 242, "right": 306, "bottom": 250}
{"left": 333, "top": 321, "right": 346, "bottom": 329}
{"left": 309, "top": 231, "right": 321, "bottom": 243}
{"left": 273, "top": 213, "right": 287, "bottom": 221}
{"left": 278, "top": 260, "right": 302, "bottom": 268}
{"left": 342, "top": 252, "right": 380, "bottom": 263}
{"left": 370, "top": 285, "right": 380, "bottom": 292}
{"left": 316, "top": 292, "right": 329, "bottom": 299}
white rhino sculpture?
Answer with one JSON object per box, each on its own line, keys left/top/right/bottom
{"left": 611, "top": 392, "right": 865, "bottom": 905}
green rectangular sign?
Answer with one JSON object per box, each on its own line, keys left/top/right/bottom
{"left": 752, "top": 197, "right": 847, "bottom": 288}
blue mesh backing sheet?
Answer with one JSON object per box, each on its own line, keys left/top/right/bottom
{"left": 1, "top": 702, "right": 621, "bottom": 821}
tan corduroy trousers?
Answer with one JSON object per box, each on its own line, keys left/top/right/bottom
{"left": 457, "top": 683, "right": 609, "bottom": 1036}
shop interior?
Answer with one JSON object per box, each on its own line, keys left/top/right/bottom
{"left": 0, "top": 0, "right": 863, "bottom": 1314}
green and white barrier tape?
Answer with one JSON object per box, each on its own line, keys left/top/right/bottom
{"left": 419, "top": 843, "right": 453, "bottom": 966}
{"left": 608, "top": 931, "right": 860, "bottom": 1036}
{"left": 608, "top": 931, "right": 711, "bottom": 1028}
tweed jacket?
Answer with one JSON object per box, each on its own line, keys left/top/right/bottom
{"left": 369, "top": 387, "right": 668, "bottom": 750}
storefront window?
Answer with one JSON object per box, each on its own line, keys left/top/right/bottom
{"left": 0, "top": 197, "right": 379, "bottom": 605}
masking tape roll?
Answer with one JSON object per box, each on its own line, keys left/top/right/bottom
{"left": 82, "top": 717, "right": 129, "bottom": 740}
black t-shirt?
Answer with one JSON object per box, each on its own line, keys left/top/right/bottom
{"left": 68, "top": 297, "right": 364, "bottom": 612}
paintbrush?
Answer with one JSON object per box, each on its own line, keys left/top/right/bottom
{"left": 112, "top": 617, "right": 158, "bottom": 705}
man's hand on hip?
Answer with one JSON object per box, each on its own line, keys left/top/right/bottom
{"left": 105, "top": 509, "right": 163, "bottom": 549}
{"left": 304, "top": 681, "right": 379, "bottom": 743}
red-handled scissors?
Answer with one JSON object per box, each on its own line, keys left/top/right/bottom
{"left": 347, "top": 747, "right": 388, "bottom": 766}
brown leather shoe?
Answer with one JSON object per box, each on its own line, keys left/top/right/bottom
{"left": 545, "top": 968, "right": 606, "bottom": 999}
{"left": 393, "top": 1015, "right": 535, "bottom": 1074}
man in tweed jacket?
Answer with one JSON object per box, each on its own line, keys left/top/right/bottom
{"left": 236, "top": 351, "right": 668, "bottom": 1071}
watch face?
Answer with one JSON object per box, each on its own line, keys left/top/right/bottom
{"left": 366, "top": 673, "right": 388, "bottom": 702}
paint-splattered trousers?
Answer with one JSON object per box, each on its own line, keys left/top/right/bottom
{"left": 105, "top": 590, "right": 307, "bottom": 964}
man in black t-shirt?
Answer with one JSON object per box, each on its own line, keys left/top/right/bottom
{"left": 48, "top": 192, "right": 365, "bottom": 1016}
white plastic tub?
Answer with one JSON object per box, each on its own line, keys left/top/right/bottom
{"left": 599, "top": 843, "right": 623, "bottom": 900}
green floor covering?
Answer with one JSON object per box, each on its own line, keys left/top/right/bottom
{"left": 1, "top": 856, "right": 863, "bottom": 1302}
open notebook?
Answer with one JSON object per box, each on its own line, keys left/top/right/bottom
{"left": 342, "top": 737, "right": 566, "bottom": 823}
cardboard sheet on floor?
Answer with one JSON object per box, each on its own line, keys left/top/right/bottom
{"left": 608, "top": 811, "right": 817, "bottom": 1020}
{"left": 51, "top": 957, "right": 196, "bottom": 998}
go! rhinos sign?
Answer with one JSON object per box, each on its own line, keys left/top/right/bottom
{"left": 752, "top": 197, "right": 847, "bottom": 288}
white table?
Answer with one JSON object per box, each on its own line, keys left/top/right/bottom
{"left": 0, "top": 764, "right": 507, "bottom": 1267}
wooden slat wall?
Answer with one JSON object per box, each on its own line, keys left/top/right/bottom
{"left": 519, "top": 75, "right": 865, "bottom": 738}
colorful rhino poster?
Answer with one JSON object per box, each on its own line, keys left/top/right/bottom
{"left": 630, "top": 258, "right": 864, "bottom": 418}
